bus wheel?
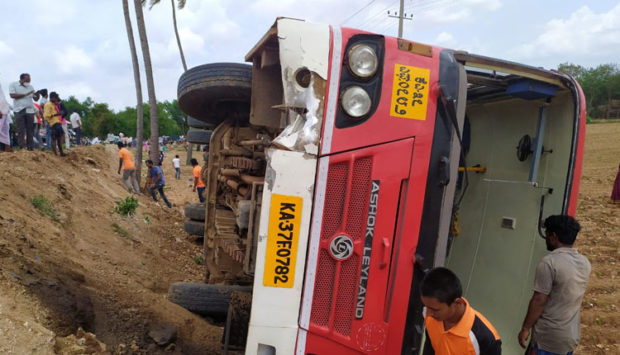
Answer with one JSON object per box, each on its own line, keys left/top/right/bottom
{"left": 187, "top": 117, "right": 215, "bottom": 129}
{"left": 167, "top": 282, "right": 252, "bottom": 318}
{"left": 186, "top": 129, "right": 212, "bottom": 145}
{"left": 184, "top": 203, "right": 206, "bottom": 221}
{"left": 178, "top": 63, "right": 252, "bottom": 125}
{"left": 183, "top": 220, "right": 204, "bottom": 236}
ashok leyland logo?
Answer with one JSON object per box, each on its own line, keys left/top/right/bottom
{"left": 330, "top": 235, "right": 353, "bottom": 260}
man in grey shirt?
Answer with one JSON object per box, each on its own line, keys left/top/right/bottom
{"left": 518, "top": 215, "right": 591, "bottom": 355}
{"left": 9, "top": 73, "right": 36, "bottom": 150}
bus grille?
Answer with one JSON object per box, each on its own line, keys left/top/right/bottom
{"left": 310, "top": 157, "right": 372, "bottom": 336}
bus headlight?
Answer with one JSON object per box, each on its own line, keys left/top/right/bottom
{"left": 348, "top": 44, "right": 378, "bottom": 78}
{"left": 341, "top": 86, "right": 371, "bottom": 118}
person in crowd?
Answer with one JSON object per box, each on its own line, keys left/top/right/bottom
{"left": 158, "top": 150, "right": 164, "bottom": 166}
{"left": 421, "top": 267, "right": 502, "bottom": 355}
{"left": 9, "top": 73, "right": 35, "bottom": 150}
{"left": 191, "top": 158, "right": 206, "bottom": 203}
{"left": 172, "top": 154, "right": 181, "bottom": 179}
{"left": 145, "top": 159, "right": 172, "bottom": 208}
{"left": 611, "top": 164, "right": 620, "bottom": 204}
{"left": 43, "top": 92, "right": 66, "bottom": 156}
{"left": 69, "top": 109, "right": 82, "bottom": 146}
{"left": 519, "top": 215, "right": 591, "bottom": 355}
{"left": 117, "top": 142, "right": 141, "bottom": 194}
{"left": 56, "top": 97, "right": 70, "bottom": 151}
{"left": 37, "top": 89, "right": 51, "bottom": 150}
{"left": 0, "top": 79, "right": 12, "bottom": 152}
{"left": 32, "top": 92, "right": 43, "bottom": 149}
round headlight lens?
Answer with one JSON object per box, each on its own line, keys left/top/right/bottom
{"left": 348, "top": 44, "right": 378, "bottom": 78}
{"left": 341, "top": 86, "right": 371, "bottom": 118}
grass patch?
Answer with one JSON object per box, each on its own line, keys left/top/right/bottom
{"left": 31, "top": 195, "right": 60, "bottom": 222}
{"left": 114, "top": 196, "right": 139, "bottom": 216}
{"left": 193, "top": 255, "right": 203, "bottom": 265}
{"left": 111, "top": 223, "right": 131, "bottom": 239}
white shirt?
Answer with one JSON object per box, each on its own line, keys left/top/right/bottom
{"left": 70, "top": 112, "right": 81, "bottom": 127}
{"left": 172, "top": 157, "right": 180, "bottom": 168}
{"left": 9, "top": 81, "right": 35, "bottom": 113}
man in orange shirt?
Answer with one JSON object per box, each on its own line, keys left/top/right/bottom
{"left": 191, "top": 158, "right": 205, "bottom": 202}
{"left": 421, "top": 267, "right": 502, "bottom": 355}
{"left": 117, "top": 142, "right": 141, "bottom": 194}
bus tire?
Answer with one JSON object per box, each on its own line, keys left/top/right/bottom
{"left": 187, "top": 117, "right": 215, "bottom": 129}
{"left": 184, "top": 220, "right": 204, "bottom": 237}
{"left": 187, "top": 130, "right": 212, "bottom": 145}
{"left": 167, "top": 282, "right": 252, "bottom": 317}
{"left": 184, "top": 203, "right": 205, "bottom": 221}
{"left": 178, "top": 63, "right": 252, "bottom": 124}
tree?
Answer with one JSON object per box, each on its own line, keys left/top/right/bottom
{"left": 133, "top": 0, "right": 160, "bottom": 164}
{"left": 123, "top": 0, "right": 145, "bottom": 182}
{"left": 147, "top": 0, "right": 194, "bottom": 164}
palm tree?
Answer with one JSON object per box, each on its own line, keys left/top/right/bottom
{"left": 133, "top": 0, "right": 160, "bottom": 164}
{"left": 147, "top": 0, "right": 194, "bottom": 164}
{"left": 122, "top": 0, "right": 145, "bottom": 183}
{"left": 148, "top": 0, "right": 188, "bottom": 71}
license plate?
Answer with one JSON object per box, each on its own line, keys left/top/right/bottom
{"left": 263, "top": 194, "right": 303, "bottom": 288}
{"left": 390, "top": 63, "right": 430, "bottom": 120}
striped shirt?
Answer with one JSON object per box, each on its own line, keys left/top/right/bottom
{"left": 424, "top": 298, "right": 502, "bottom": 355}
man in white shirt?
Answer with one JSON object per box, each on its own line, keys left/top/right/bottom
{"left": 172, "top": 154, "right": 181, "bottom": 179}
{"left": 69, "top": 109, "right": 82, "bottom": 145}
{"left": 9, "top": 73, "right": 36, "bottom": 150}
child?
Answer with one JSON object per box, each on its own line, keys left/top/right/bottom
{"left": 420, "top": 267, "right": 502, "bottom": 354}
{"left": 172, "top": 154, "right": 181, "bottom": 179}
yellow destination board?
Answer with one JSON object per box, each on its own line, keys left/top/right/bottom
{"left": 390, "top": 63, "right": 430, "bottom": 120}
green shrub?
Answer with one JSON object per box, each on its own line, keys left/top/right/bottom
{"left": 114, "top": 196, "right": 139, "bottom": 216}
{"left": 193, "top": 255, "right": 203, "bottom": 265}
{"left": 586, "top": 115, "right": 593, "bottom": 124}
{"left": 111, "top": 222, "right": 131, "bottom": 239}
{"left": 31, "top": 195, "right": 60, "bottom": 222}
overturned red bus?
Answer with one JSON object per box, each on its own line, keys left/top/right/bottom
{"left": 175, "top": 18, "right": 585, "bottom": 355}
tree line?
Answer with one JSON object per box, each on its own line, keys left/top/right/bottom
{"left": 61, "top": 96, "right": 187, "bottom": 139}
{"left": 557, "top": 63, "right": 620, "bottom": 119}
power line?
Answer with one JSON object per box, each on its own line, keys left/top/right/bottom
{"left": 340, "top": 0, "right": 376, "bottom": 25}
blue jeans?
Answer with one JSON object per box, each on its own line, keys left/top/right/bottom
{"left": 45, "top": 121, "right": 52, "bottom": 149}
{"left": 534, "top": 343, "right": 573, "bottom": 355}
{"left": 175, "top": 167, "right": 181, "bottom": 179}
{"left": 150, "top": 183, "right": 172, "bottom": 208}
{"left": 197, "top": 187, "right": 205, "bottom": 203}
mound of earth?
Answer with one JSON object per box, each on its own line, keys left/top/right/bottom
{"left": 0, "top": 144, "right": 221, "bottom": 354}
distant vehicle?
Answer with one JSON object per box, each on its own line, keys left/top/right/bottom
{"left": 176, "top": 18, "right": 586, "bottom": 355}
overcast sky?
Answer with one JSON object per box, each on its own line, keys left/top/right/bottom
{"left": 1, "top": 0, "right": 619, "bottom": 111}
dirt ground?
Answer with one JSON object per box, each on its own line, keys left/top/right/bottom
{"left": 0, "top": 122, "right": 618, "bottom": 354}
{"left": 0, "top": 143, "right": 220, "bottom": 354}
{"left": 574, "top": 121, "right": 620, "bottom": 354}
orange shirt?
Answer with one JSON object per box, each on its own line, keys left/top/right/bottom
{"left": 118, "top": 147, "right": 136, "bottom": 170}
{"left": 193, "top": 165, "right": 205, "bottom": 188}
{"left": 424, "top": 298, "right": 501, "bottom": 355}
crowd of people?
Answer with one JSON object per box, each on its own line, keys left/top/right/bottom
{"left": 0, "top": 73, "right": 82, "bottom": 154}
{"left": 116, "top": 142, "right": 206, "bottom": 208}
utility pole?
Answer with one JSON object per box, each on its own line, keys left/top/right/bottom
{"left": 388, "top": 0, "right": 413, "bottom": 37}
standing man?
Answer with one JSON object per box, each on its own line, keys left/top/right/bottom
{"left": 421, "top": 267, "right": 502, "bottom": 355}
{"left": 146, "top": 159, "right": 172, "bottom": 208}
{"left": 9, "top": 73, "right": 36, "bottom": 150}
{"left": 0, "top": 79, "right": 12, "bottom": 152}
{"left": 117, "top": 142, "right": 141, "bottom": 194}
{"left": 172, "top": 154, "right": 181, "bottom": 179}
{"left": 38, "top": 89, "right": 52, "bottom": 150}
{"left": 43, "top": 92, "right": 66, "bottom": 156}
{"left": 519, "top": 215, "right": 591, "bottom": 355}
{"left": 70, "top": 109, "right": 82, "bottom": 146}
{"left": 191, "top": 158, "right": 205, "bottom": 203}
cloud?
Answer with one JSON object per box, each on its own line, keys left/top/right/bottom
{"left": 54, "top": 46, "right": 95, "bottom": 73}
{"left": 0, "top": 41, "right": 14, "bottom": 56}
{"left": 515, "top": 4, "right": 620, "bottom": 60}
{"left": 434, "top": 32, "right": 457, "bottom": 48}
